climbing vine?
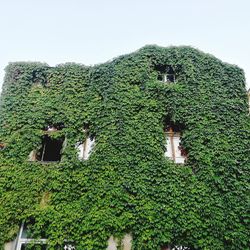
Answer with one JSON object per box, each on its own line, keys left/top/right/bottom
{"left": 0, "top": 45, "right": 249, "bottom": 249}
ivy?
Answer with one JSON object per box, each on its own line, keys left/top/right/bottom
{"left": 0, "top": 45, "right": 249, "bottom": 249}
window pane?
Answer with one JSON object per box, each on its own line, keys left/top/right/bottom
{"left": 165, "top": 135, "right": 173, "bottom": 159}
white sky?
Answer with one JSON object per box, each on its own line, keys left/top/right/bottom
{"left": 0, "top": 0, "right": 249, "bottom": 92}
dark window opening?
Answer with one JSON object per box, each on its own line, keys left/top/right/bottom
{"left": 164, "top": 123, "right": 184, "bottom": 133}
{"left": 155, "top": 65, "right": 176, "bottom": 83}
{"left": 83, "top": 123, "right": 90, "bottom": 131}
{"left": 37, "top": 135, "right": 64, "bottom": 162}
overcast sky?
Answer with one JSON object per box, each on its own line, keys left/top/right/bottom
{"left": 0, "top": 0, "right": 249, "bottom": 92}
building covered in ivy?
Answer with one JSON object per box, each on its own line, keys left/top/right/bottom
{"left": 0, "top": 45, "right": 249, "bottom": 250}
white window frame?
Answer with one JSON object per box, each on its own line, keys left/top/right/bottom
{"left": 15, "top": 223, "right": 47, "bottom": 250}
{"left": 76, "top": 136, "right": 95, "bottom": 161}
{"left": 162, "top": 73, "right": 175, "bottom": 83}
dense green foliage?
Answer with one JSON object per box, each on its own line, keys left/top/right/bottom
{"left": 0, "top": 45, "right": 249, "bottom": 250}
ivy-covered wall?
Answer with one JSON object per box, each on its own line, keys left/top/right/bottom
{"left": 0, "top": 45, "right": 249, "bottom": 250}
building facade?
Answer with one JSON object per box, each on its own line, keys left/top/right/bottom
{"left": 0, "top": 45, "right": 249, "bottom": 250}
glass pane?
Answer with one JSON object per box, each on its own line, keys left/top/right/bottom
{"left": 83, "top": 137, "right": 95, "bottom": 160}
{"left": 165, "top": 135, "right": 173, "bottom": 159}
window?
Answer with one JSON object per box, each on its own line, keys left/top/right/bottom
{"left": 165, "top": 127, "right": 187, "bottom": 164}
{"left": 15, "top": 222, "right": 47, "bottom": 250}
{"left": 76, "top": 136, "right": 95, "bottom": 160}
{"left": 15, "top": 223, "right": 75, "bottom": 250}
{"left": 156, "top": 65, "right": 176, "bottom": 83}
{"left": 37, "top": 135, "right": 64, "bottom": 162}
{"left": 32, "top": 124, "right": 65, "bottom": 162}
